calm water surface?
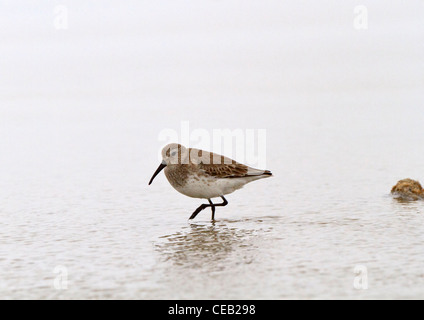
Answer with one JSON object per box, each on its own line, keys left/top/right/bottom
{"left": 1, "top": 1, "right": 423, "bottom": 299}
{"left": 1, "top": 102, "right": 423, "bottom": 299}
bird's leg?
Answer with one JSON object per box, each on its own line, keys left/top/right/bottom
{"left": 208, "top": 199, "right": 215, "bottom": 221}
{"left": 208, "top": 196, "right": 228, "bottom": 220}
{"left": 188, "top": 196, "right": 228, "bottom": 220}
{"left": 188, "top": 203, "right": 208, "bottom": 220}
{"left": 219, "top": 196, "right": 228, "bottom": 207}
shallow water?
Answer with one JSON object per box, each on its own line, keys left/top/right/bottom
{"left": 1, "top": 1, "right": 424, "bottom": 299}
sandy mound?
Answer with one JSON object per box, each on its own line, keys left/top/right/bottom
{"left": 391, "top": 179, "right": 424, "bottom": 201}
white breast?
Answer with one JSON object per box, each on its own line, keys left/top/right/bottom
{"left": 171, "top": 176, "right": 260, "bottom": 199}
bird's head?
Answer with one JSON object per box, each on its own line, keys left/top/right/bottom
{"left": 148, "top": 143, "right": 188, "bottom": 185}
{"left": 161, "top": 143, "right": 189, "bottom": 165}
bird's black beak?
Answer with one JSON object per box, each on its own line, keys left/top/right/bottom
{"left": 148, "top": 161, "right": 167, "bottom": 185}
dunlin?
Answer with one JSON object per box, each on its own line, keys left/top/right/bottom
{"left": 148, "top": 143, "right": 272, "bottom": 220}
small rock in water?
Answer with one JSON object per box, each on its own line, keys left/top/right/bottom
{"left": 391, "top": 179, "right": 424, "bottom": 201}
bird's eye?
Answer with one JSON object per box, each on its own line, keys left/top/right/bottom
{"left": 171, "top": 151, "right": 177, "bottom": 157}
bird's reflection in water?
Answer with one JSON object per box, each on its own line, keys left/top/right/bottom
{"left": 155, "top": 221, "right": 258, "bottom": 269}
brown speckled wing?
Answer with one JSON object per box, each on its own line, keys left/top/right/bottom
{"left": 200, "top": 162, "right": 249, "bottom": 178}
{"left": 188, "top": 148, "right": 249, "bottom": 178}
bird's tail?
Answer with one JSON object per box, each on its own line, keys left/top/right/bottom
{"left": 262, "top": 170, "right": 272, "bottom": 176}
